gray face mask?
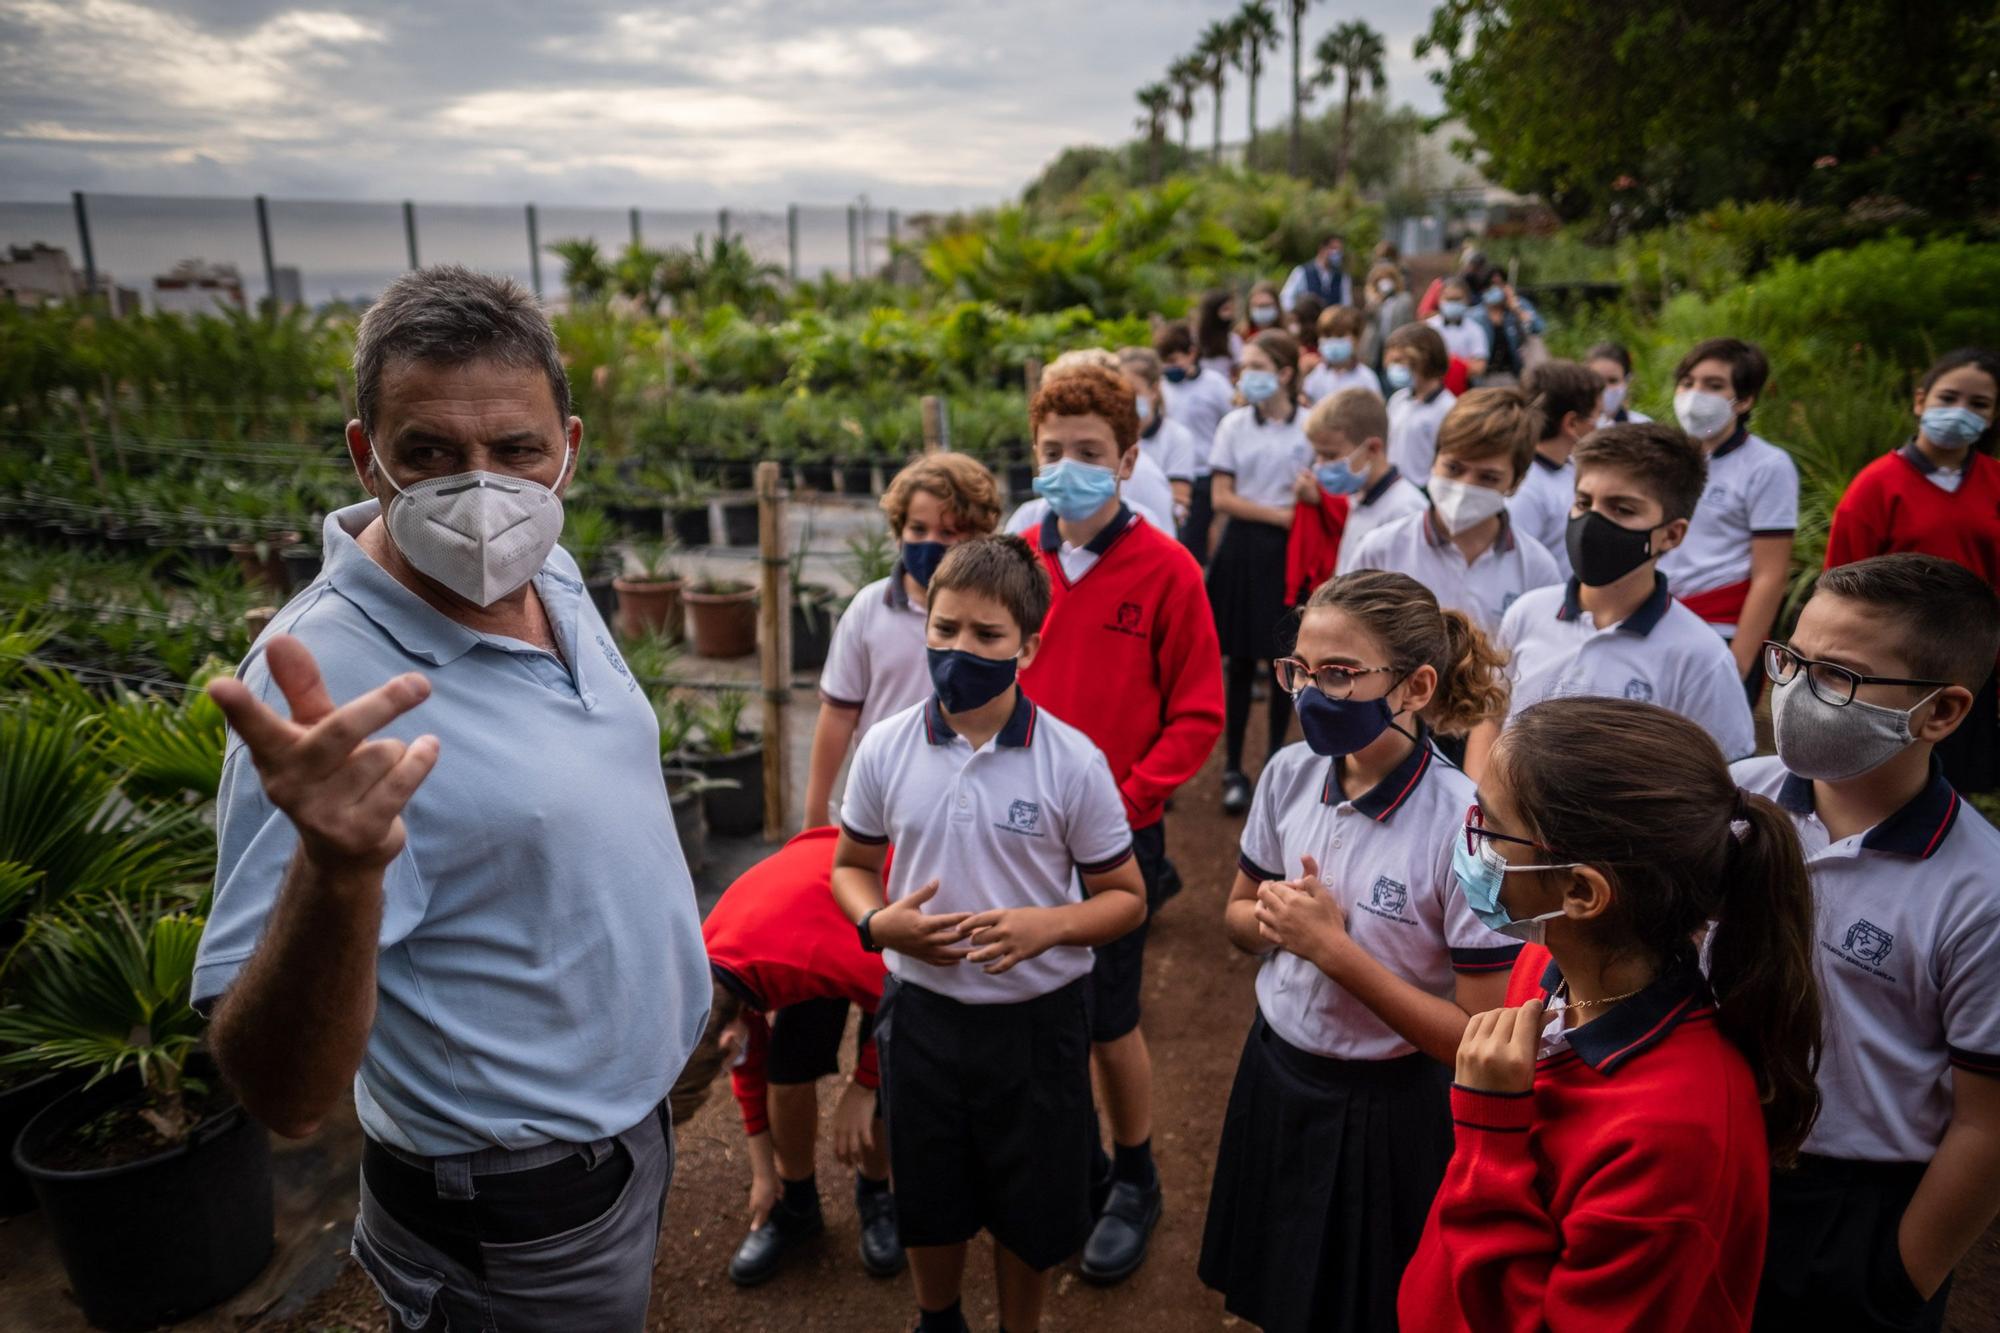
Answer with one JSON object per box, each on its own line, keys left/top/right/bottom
{"left": 1771, "top": 672, "right": 1940, "bottom": 781}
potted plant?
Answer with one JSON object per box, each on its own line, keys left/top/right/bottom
{"left": 685, "top": 690, "right": 763, "bottom": 836}
{"left": 683, "top": 576, "right": 758, "bottom": 659}
{"left": 612, "top": 542, "right": 683, "bottom": 642}
{"left": 652, "top": 463, "right": 715, "bottom": 548}
{"left": 564, "top": 505, "right": 622, "bottom": 624}
{"left": 837, "top": 456, "right": 877, "bottom": 496}
{"left": 790, "top": 511, "right": 840, "bottom": 671}
{"left": 4, "top": 902, "right": 275, "bottom": 1330}
{"left": 227, "top": 529, "right": 299, "bottom": 598}
{"left": 278, "top": 541, "right": 321, "bottom": 594}
{"left": 716, "top": 486, "right": 761, "bottom": 548}
{"left": 656, "top": 694, "right": 707, "bottom": 869}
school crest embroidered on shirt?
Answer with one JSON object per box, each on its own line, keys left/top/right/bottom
{"left": 1622, "top": 677, "right": 1654, "bottom": 702}
{"left": 596, "top": 634, "right": 636, "bottom": 689}
{"left": 1841, "top": 919, "right": 1894, "bottom": 966}
{"left": 999, "top": 799, "right": 1043, "bottom": 836}
{"left": 1357, "top": 875, "right": 1412, "bottom": 922}
{"left": 1105, "top": 601, "right": 1147, "bottom": 639}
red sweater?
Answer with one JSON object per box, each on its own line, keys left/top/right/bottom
{"left": 1020, "top": 506, "right": 1225, "bottom": 830}
{"left": 1824, "top": 444, "right": 2000, "bottom": 584}
{"left": 1398, "top": 946, "right": 1770, "bottom": 1333}
{"left": 702, "top": 828, "right": 888, "bottom": 1136}
{"left": 1284, "top": 488, "right": 1351, "bottom": 606}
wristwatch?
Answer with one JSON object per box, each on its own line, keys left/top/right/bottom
{"left": 857, "top": 907, "right": 885, "bottom": 954}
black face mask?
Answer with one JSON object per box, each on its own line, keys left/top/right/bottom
{"left": 1565, "top": 509, "right": 1656, "bottom": 587}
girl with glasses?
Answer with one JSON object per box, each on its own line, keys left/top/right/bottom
{"left": 1198, "top": 570, "right": 1515, "bottom": 1333}
{"left": 1397, "top": 697, "right": 1822, "bottom": 1333}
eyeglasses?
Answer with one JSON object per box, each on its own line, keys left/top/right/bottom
{"left": 1273, "top": 657, "right": 1400, "bottom": 700}
{"left": 1762, "top": 642, "right": 1949, "bottom": 708}
{"left": 1462, "top": 802, "right": 1560, "bottom": 861}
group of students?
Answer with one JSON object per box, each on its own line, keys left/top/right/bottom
{"left": 664, "top": 318, "right": 2000, "bottom": 1332}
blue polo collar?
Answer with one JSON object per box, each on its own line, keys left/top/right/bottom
{"left": 1038, "top": 502, "right": 1136, "bottom": 556}
{"left": 1536, "top": 956, "right": 1712, "bottom": 1075}
{"left": 1712, "top": 425, "right": 1751, "bottom": 460}
{"left": 1531, "top": 450, "right": 1567, "bottom": 473}
{"left": 1775, "top": 756, "right": 1962, "bottom": 860}
{"left": 319, "top": 502, "right": 485, "bottom": 667}
{"left": 1556, "top": 573, "right": 1671, "bottom": 635}
{"left": 1320, "top": 726, "right": 1435, "bottom": 819}
{"left": 922, "top": 690, "right": 1038, "bottom": 749}
{"left": 1359, "top": 467, "right": 1404, "bottom": 508}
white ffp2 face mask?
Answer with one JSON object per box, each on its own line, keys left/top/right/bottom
{"left": 1428, "top": 476, "right": 1509, "bottom": 535}
{"left": 1673, "top": 388, "right": 1738, "bottom": 441}
{"left": 373, "top": 445, "right": 570, "bottom": 607}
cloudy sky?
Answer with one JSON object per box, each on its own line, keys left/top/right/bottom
{"left": 0, "top": 0, "right": 1446, "bottom": 211}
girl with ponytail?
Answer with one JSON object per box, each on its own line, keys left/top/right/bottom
{"left": 1397, "top": 696, "right": 1822, "bottom": 1333}
{"left": 1199, "top": 570, "right": 1523, "bottom": 1333}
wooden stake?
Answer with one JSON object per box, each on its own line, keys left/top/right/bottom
{"left": 99, "top": 372, "right": 126, "bottom": 475}
{"left": 73, "top": 394, "right": 104, "bottom": 491}
{"left": 1025, "top": 357, "right": 1043, "bottom": 401}
{"left": 921, "top": 395, "right": 944, "bottom": 453}
{"left": 755, "top": 461, "right": 790, "bottom": 840}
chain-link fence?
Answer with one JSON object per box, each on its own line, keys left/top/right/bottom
{"left": 0, "top": 192, "right": 908, "bottom": 313}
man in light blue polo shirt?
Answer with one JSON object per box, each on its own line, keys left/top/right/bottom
{"left": 197, "top": 265, "right": 708, "bottom": 1332}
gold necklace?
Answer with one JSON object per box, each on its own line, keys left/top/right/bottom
{"left": 1556, "top": 980, "right": 1645, "bottom": 1013}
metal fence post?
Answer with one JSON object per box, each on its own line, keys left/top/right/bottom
{"left": 629, "top": 207, "right": 642, "bottom": 247}
{"left": 254, "top": 194, "right": 277, "bottom": 313}
{"left": 717, "top": 208, "right": 730, "bottom": 245}
{"left": 525, "top": 203, "right": 542, "bottom": 298}
{"left": 786, "top": 204, "right": 800, "bottom": 282}
{"left": 846, "top": 206, "right": 859, "bottom": 280}
{"left": 71, "top": 191, "right": 97, "bottom": 302}
{"left": 402, "top": 201, "right": 419, "bottom": 270}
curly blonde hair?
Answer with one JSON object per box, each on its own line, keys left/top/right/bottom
{"left": 880, "top": 452, "right": 1003, "bottom": 537}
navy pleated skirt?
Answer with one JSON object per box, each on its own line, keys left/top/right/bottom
{"left": 1198, "top": 1010, "right": 1453, "bottom": 1333}
{"left": 1207, "top": 517, "right": 1293, "bottom": 660}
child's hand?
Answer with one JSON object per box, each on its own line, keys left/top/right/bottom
{"left": 870, "top": 879, "right": 973, "bottom": 966}
{"left": 831, "top": 1079, "right": 878, "bottom": 1167}
{"left": 1254, "top": 853, "right": 1348, "bottom": 970}
{"left": 961, "top": 906, "right": 1063, "bottom": 974}
{"left": 748, "top": 1155, "right": 779, "bottom": 1230}
{"left": 1455, "top": 999, "right": 1544, "bottom": 1095}
{"left": 1294, "top": 469, "right": 1322, "bottom": 505}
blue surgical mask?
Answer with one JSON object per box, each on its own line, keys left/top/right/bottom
{"left": 1921, "top": 405, "right": 1989, "bottom": 449}
{"left": 1440, "top": 300, "right": 1469, "bottom": 321}
{"left": 1251, "top": 305, "right": 1279, "bottom": 327}
{"left": 901, "top": 540, "right": 947, "bottom": 589}
{"left": 927, "top": 646, "right": 1018, "bottom": 714}
{"left": 1385, "top": 363, "right": 1414, "bottom": 391}
{"left": 1135, "top": 396, "right": 1154, "bottom": 424}
{"left": 1293, "top": 686, "right": 1398, "bottom": 757}
{"left": 1315, "top": 458, "right": 1368, "bottom": 495}
{"left": 1163, "top": 365, "right": 1189, "bottom": 384}
{"left": 1450, "top": 833, "right": 1575, "bottom": 944}
{"left": 1482, "top": 288, "right": 1505, "bottom": 306}
{"left": 1318, "top": 337, "right": 1354, "bottom": 365}
{"left": 1240, "top": 369, "right": 1281, "bottom": 403}
{"left": 1031, "top": 457, "right": 1119, "bottom": 521}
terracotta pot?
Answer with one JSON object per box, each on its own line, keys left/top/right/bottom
{"left": 613, "top": 576, "right": 684, "bottom": 641}
{"left": 684, "top": 585, "right": 758, "bottom": 658}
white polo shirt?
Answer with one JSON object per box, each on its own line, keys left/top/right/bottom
{"left": 1387, "top": 385, "right": 1456, "bottom": 481}
{"left": 1427, "top": 315, "right": 1490, "bottom": 365}
{"left": 1498, "top": 576, "right": 1755, "bottom": 759}
{"left": 1508, "top": 452, "right": 1575, "bottom": 580}
{"left": 818, "top": 567, "right": 932, "bottom": 742}
{"left": 1344, "top": 507, "right": 1562, "bottom": 633}
{"left": 1140, "top": 417, "right": 1200, "bottom": 483}
{"left": 1597, "top": 405, "right": 1653, "bottom": 429}
{"left": 1163, "top": 367, "right": 1236, "bottom": 473}
{"left": 1657, "top": 428, "right": 1798, "bottom": 633}
{"left": 1732, "top": 756, "right": 2000, "bottom": 1162}
{"left": 1336, "top": 468, "right": 1429, "bottom": 573}
{"left": 1303, "top": 361, "right": 1384, "bottom": 404}
{"left": 1210, "top": 405, "right": 1312, "bottom": 508}
{"left": 1239, "top": 736, "right": 1522, "bottom": 1060}
{"left": 841, "top": 693, "right": 1134, "bottom": 1005}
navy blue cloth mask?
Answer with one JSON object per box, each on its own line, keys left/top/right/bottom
{"left": 928, "top": 647, "right": 1018, "bottom": 713}
{"left": 1293, "top": 685, "right": 1400, "bottom": 757}
{"left": 902, "top": 541, "right": 947, "bottom": 589}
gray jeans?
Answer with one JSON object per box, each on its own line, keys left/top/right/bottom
{"left": 350, "top": 1110, "right": 673, "bottom": 1332}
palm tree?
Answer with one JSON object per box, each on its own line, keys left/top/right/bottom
{"left": 1135, "top": 83, "right": 1174, "bottom": 183}
{"left": 1198, "top": 21, "right": 1236, "bottom": 164}
{"left": 1286, "top": 0, "right": 1323, "bottom": 175}
{"left": 1169, "top": 55, "right": 1204, "bottom": 158}
{"left": 1234, "top": 2, "right": 1280, "bottom": 162}
{"left": 1314, "top": 21, "right": 1388, "bottom": 184}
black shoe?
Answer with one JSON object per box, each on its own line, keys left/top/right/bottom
{"left": 1221, "top": 771, "right": 1251, "bottom": 815}
{"left": 727, "top": 1202, "right": 823, "bottom": 1287}
{"left": 857, "top": 1188, "right": 905, "bottom": 1277}
{"left": 1080, "top": 1176, "right": 1163, "bottom": 1284}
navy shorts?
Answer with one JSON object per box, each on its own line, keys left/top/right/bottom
{"left": 766, "top": 997, "right": 873, "bottom": 1086}
{"left": 1088, "top": 820, "right": 1172, "bottom": 1043}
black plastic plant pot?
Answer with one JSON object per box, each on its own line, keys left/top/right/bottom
{"left": 280, "top": 545, "right": 322, "bottom": 593}
{"left": 663, "top": 765, "right": 707, "bottom": 873}
{"left": 719, "top": 460, "right": 756, "bottom": 490}
{"left": 797, "top": 461, "right": 835, "bottom": 492}
{"left": 13, "top": 1064, "right": 275, "bottom": 1330}
{"left": 718, "top": 499, "right": 760, "bottom": 547}
{"left": 587, "top": 575, "right": 620, "bottom": 625}
{"left": 838, "top": 460, "right": 876, "bottom": 495}
{"left": 1006, "top": 461, "right": 1034, "bottom": 495}
{"left": 669, "top": 504, "right": 712, "bottom": 548}
{"left": 0, "top": 1067, "right": 83, "bottom": 1216}
{"left": 606, "top": 502, "right": 663, "bottom": 537}
{"left": 792, "top": 599, "right": 834, "bottom": 671}
{"left": 692, "top": 745, "right": 765, "bottom": 837}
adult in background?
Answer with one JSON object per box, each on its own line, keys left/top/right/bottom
{"left": 1472, "top": 272, "right": 1546, "bottom": 387}
{"left": 1282, "top": 233, "right": 1353, "bottom": 311}
{"left": 196, "top": 266, "right": 709, "bottom": 1332}
{"left": 1362, "top": 261, "right": 1418, "bottom": 372}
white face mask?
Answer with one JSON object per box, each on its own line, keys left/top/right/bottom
{"left": 373, "top": 444, "right": 571, "bottom": 607}
{"left": 1429, "top": 476, "right": 1509, "bottom": 534}
{"left": 1673, "top": 388, "right": 1738, "bottom": 441}
{"left": 1599, "top": 383, "right": 1628, "bottom": 415}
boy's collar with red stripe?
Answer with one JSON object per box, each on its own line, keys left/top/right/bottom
{"left": 1319, "top": 725, "right": 1434, "bottom": 819}
{"left": 1776, "top": 756, "right": 1961, "bottom": 860}
{"left": 1037, "top": 501, "right": 1136, "bottom": 556}
{"left": 1536, "top": 956, "right": 1711, "bottom": 1075}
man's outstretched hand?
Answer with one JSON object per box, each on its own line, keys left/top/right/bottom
{"left": 209, "top": 634, "right": 440, "bottom": 874}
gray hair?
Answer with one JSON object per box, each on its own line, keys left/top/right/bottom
{"left": 353, "top": 265, "right": 572, "bottom": 434}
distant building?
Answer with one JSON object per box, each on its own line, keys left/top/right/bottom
{"left": 152, "top": 259, "right": 246, "bottom": 316}
{"left": 0, "top": 242, "right": 139, "bottom": 314}
{"left": 270, "top": 264, "right": 303, "bottom": 310}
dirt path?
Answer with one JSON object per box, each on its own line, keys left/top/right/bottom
{"left": 271, "top": 728, "right": 2000, "bottom": 1332}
